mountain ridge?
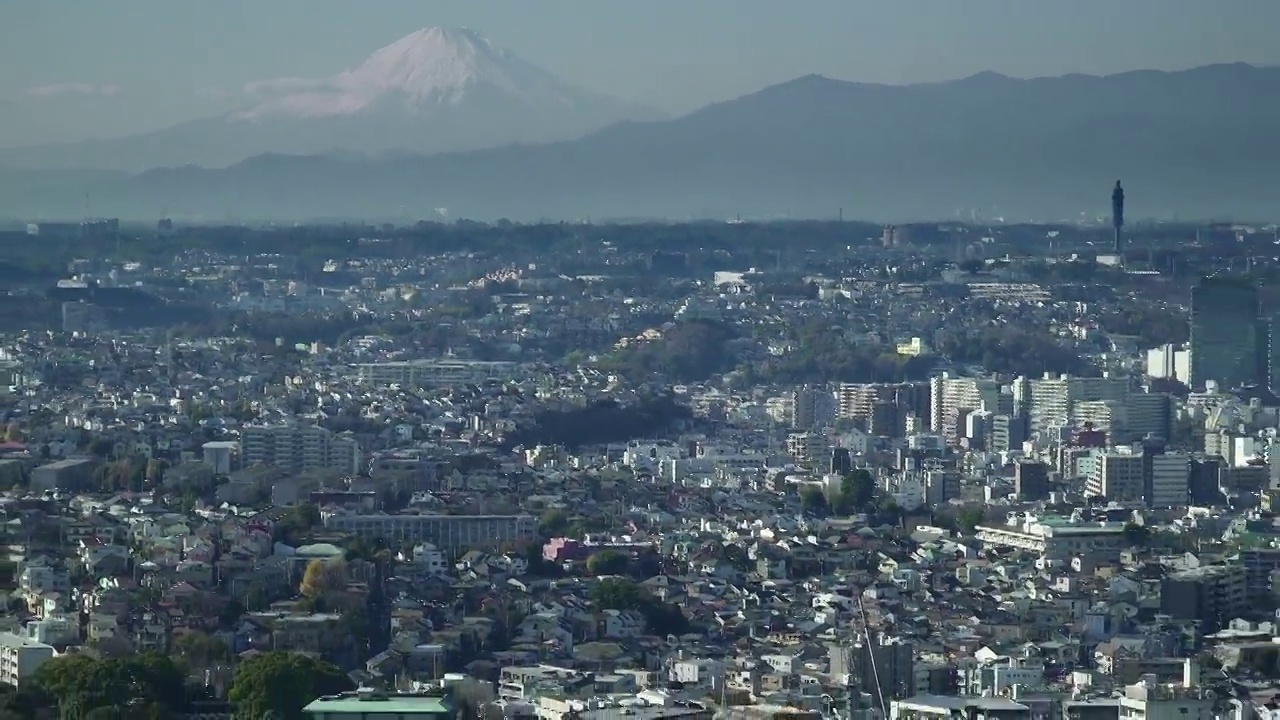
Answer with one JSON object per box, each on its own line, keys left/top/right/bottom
{"left": 0, "top": 26, "right": 660, "bottom": 171}
{"left": 4, "top": 62, "right": 1280, "bottom": 222}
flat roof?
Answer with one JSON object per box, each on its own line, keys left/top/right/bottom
{"left": 304, "top": 696, "right": 449, "bottom": 715}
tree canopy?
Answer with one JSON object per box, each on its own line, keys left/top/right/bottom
{"left": 29, "top": 653, "right": 186, "bottom": 717}
{"left": 228, "top": 651, "right": 352, "bottom": 720}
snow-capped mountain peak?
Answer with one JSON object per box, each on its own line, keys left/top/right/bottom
{"left": 236, "top": 26, "right": 587, "bottom": 120}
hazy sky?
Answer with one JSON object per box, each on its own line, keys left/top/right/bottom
{"left": 3, "top": 0, "right": 1279, "bottom": 145}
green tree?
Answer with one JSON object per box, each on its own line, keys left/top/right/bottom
{"left": 591, "top": 578, "right": 690, "bottom": 636}
{"left": 29, "top": 653, "right": 185, "bottom": 716}
{"left": 956, "top": 507, "right": 986, "bottom": 534}
{"left": 800, "top": 487, "right": 829, "bottom": 516}
{"left": 585, "top": 549, "right": 629, "bottom": 576}
{"left": 538, "top": 509, "right": 569, "bottom": 537}
{"left": 228, "top": 651, "right": 352, "bottom": 720}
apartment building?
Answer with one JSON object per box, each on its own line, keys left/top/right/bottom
{"left": 929, "top": 374, "right": 1003, "bottom": 440}
{"left": 0, "top": 633, "right": 54, "bottom": 688}
{"left": 324, "top": 513, "right": 536, "bottom": 555}
{"left": 240, "top": 424, "right": 362, "bottom": 475}
{"left": 1012, "top": 373, "right": 1129, "bottom": 433}
{"left": 355, "top": 359, "right": 521, "bottom": 388}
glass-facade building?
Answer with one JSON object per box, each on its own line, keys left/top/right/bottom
{"left": 1189, "top": 276, "right": 1259, "bottom": 390}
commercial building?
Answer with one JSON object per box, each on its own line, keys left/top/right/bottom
{"left": 240, "top": 424, "right": 362, "bottom": 475}
{"left": 0, "top": 633, "right": 54, "bottom": 688}
{"left": 1160, "top": 564, "right": 1247, "bottom": 631}
{"left": 1146, "top": 452, "right": 1190, "bottom": 507}
{"left": 1189, "top": 276, "right": 1260, "bottom": 390}
{"left": 355, "top": 359, "right": 521, "bottom": 388}
{"left": 323, "top": 513, "right": 536, "bottom": 555}
{"left": 30, "top": 458, "right": 95, "bottom": 494}
{"left": 1086, "top": 450, "right": 1144, "bottom": 502}
{"left": 1013, "top": 460, "right": 1049, "bottom": 501}
{"left": 975, "top": 514, "right": 1128, "bottom": 562}
{"left": 303, "top": 693, "right": 452, "bottom": 720}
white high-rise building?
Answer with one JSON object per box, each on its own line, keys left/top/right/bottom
{"left": 930, "top": 374, "right": 1001, "bottom": 439}
{"left": 1087, "top": 449, "right": 1144, "bottom": 501}
{"left": 240, "top": 424, "right": 362, "bottom": 474}
{"left": 1013, "top": 373, "right": 1129, "bottom": 432}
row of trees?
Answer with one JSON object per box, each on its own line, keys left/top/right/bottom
{"left": 20, "top": 650, "right": 353, "bottom": 720}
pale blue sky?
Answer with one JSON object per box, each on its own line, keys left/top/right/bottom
{"left": 2, "top": 0, "right": 1278, "bottom": 144}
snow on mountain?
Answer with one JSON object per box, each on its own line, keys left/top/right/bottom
{"left": 237, "top": 27, "right": 596, "bottom": 120}
{"left": 0, "top": 27, "right": 660, "bottom": 171}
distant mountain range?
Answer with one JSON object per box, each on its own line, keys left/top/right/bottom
{"left": 3, "top": 61, "right": 1280, "bottom": 222}
{"left": 0, "top": 27, "right": 659, "bottom": 172}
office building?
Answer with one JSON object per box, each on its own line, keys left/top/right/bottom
{"left": 1189, "top": 455, "right": 1226, "bottom": 505}
{"left": 1189, "top": 276, "right": 1260, "bottom": 390}
{"left": 240, "top": 424, "right": 362, "bottom": 474}
{"left": 1014, "top": 460, "right": 1050, "bottom": 501}
{"left": 1086, "top": 450, "right": 1144, "bottom": 502}
{"left": 1146, "top": 451, "right": 1190, "bottom": 508}
{"left": 1160, "top": 564, "right": 1247, "bottom": 632}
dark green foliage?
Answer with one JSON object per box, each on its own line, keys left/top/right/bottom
{"left": 29, "top": 653, "right": 186, "bottom": 716}
{"left": 599, "top": 319, "right": 737, "bottom": 383}
{"left": 956, "top": 507, "right": 987, "bottom": 534}
{"left": 591, "top": 578, "right": 690, "bottom": 636}
{"left": 585, "top": 549, "right": 629, "bottom": 576}
{"left": 227, "top": 651, "right": 352, "bottom": 720}
{"left": 800, "top": 487, "right": 829, "bottom": 517}
{"left": 748, "top": 320, "right": 939, "bottom": 384}
{"left": 831, "top": 469, "right": 876, "bottom": 516}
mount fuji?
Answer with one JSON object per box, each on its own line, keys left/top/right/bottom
{"left": 0, "top": 27, "right": 660, "bottom": 171}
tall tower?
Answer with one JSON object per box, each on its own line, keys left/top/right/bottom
{"left": 1111, "top": 180, "right": 1125, "bottom": 255}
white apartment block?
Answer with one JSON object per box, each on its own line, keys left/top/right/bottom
{"left": 0, "top": 633, "right": 54, "bottom": 688}
{"left": 240, "top": 425, "right": 362, "bottom": 474}
{"left": 355, "top": 359, "right": 521, "bottom": 388}
{"left": 929, "top": 374, "right": 1002, "bottom": 438}
{"left": 1013, "top": 373, "right": 1129, "bottom": 432}
{"left": 324, "top": 513, "right": 536, "bottom": 555}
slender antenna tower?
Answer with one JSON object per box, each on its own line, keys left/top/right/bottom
{"left": 1111, "top": 180, "right": 1125, "bottom": 256}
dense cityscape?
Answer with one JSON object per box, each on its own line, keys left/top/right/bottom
{"left": 0, "top": 209, "right": 1267, "bottom": 720}
{"left": 7, "top": 4, "right": 1280, "bottom": 720}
